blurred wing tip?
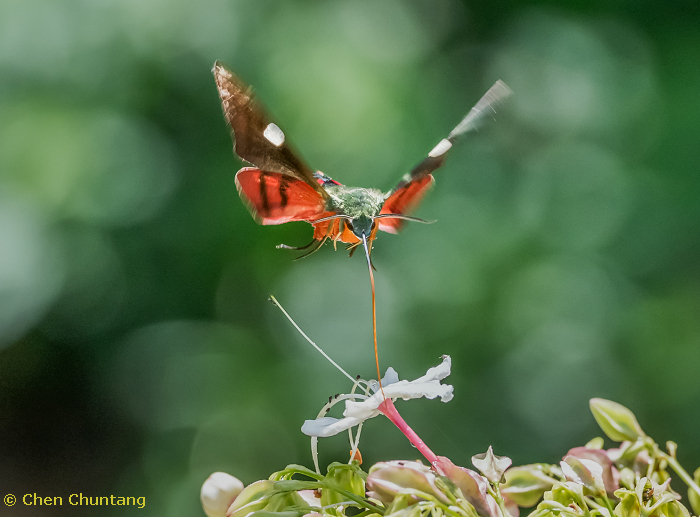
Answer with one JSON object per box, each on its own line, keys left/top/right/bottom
{"left": 493, "top": 79, "right": 513, "bottom": 96}
{"left": 212, "top": 60, "right": 229, "bottom": 78}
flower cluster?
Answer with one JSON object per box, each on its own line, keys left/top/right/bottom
{"left": 201, "top": 386, "right": 700, "bottom": 517}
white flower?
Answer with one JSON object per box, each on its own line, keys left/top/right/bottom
{"left": 200, "top": 472, "right": 244, "bottom": 517}
{"left": 302, "top": 356, "right": 454, "bottom": 438}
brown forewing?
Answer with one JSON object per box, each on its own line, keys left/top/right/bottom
{"left": 213, "top": 62, "right": 329, "bottom": 201}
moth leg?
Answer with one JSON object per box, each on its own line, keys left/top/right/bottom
{"left": 277, "top": 239, "right": 316, "bottom": 251}
{"left": 332, "top": 219, "right": 345, "bottom": 251}
{"left": 294, "top": 219, "right": 334, "bottom": 260}
{"left": 347, "top": 242, "right": 360, "bottom": 257}
{"left": 292, "top": 238, "right": 326, "bottom": 260}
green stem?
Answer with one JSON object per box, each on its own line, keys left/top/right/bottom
{"left": 487, "top": 484, "right": 512, "bottom": 517}
{"left": 584, "top": 497, "right": 605, "bottom": 512}
{"left": 601, "top": 493, "right": 616, "bottom": 516}
{"left": 659, "top": 452, "right": 700, "bottom": 500}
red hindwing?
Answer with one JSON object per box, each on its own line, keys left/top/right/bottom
{"left": 377, "top": 175, "right": 434, "bottom": 234}
{"left": 235, "top": 168, "right": 328, "bottom": 225}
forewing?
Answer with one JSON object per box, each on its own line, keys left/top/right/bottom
{"left": 379, "top": 80, "right": 512, "bottom": 233}
{"left": 236, "top": 168, "right": 328, "bottom": 225}
{"left": 213, "top": 62, "right": 329, "bottom": 201}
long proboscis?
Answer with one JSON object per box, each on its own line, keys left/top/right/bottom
{"left": 362, "top": 232, "right": 384, "bottom": 399}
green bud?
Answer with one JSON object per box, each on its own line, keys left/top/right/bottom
{"left": 688, "top": 467, "right": 700, "bottom": 516}
{"left": 321, "top": 462, "right": 365, "bottom": 507}
{"left": 614, "top": 488, "right": 640, "bottom": 517}
{"left": 666, "top": 441, "right": 678, "bottom": 459}
{"left": 546, "top": 481, "right": 585, "bottom": 509}
{"left": 366, "top": 460, "right": 450, "bottom": 505}
{"left": 501, "top": 465, "right": 557, "bottom": 507}
{"left": 472, "top": 446, "right": 512, "bottom": 484}
{"left": 663, "top": 501, "right": 691, "bottom": 517}
{"left": 585, "top": 437, "right": 605, "bottom": 450}
{"left": 589, "top": 399, "right": 645, "bottom": 442}
{"left": 228, "top": 480, "right": 275, "bottom": 517}
{"left": 619, "top": 468, "right": 635, "bottom": 490}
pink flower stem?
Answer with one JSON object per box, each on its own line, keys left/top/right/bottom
{"left": 378, "top": 398, "right": 439, "bottom": 468}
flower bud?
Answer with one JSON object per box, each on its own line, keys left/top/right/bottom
{"left": 472, "top": 446, "right": 512, "bottom": 484}
{"left": 585, "top": 437, "right": 605, "bottom": 449}
{"left": 546, "top": 481, "right": 585, "bottom": 508}
{"left": 501, "top": 465, "right": 557, "bottom": 507}
{"left": 566, "top": 447, "right": 619, "bottom": 494}
{"left": 226, "top": 480, "right": 274, "bottom": 517}
{"left": 200, "top": 472, "right": 245, "bottom": 517}
{"left": 589, "top": 399, "right": 645, "bottom": 442}
{"left": 322, "top": 463, "right": 365, "bottom": 507}
{"left": 561, "top": 456, "right": 606, "bottom": 496}
{"left": 613, "top": 488, "right": 640, "bottom": 517}
{"left": 664, "top": 501, "right": 691, "bottom": 517}
{"left": 619, "top": 468, "right": 635, "bottom": 490}
{"left": 435, "top": 456, "right": 498, "bottom": 517}
{"left": 366, "top": 460, "right": 450, "bottom": 505}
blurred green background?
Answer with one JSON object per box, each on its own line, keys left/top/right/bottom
{"left": 1, "top": 0, "right": 699, "bottom": 515}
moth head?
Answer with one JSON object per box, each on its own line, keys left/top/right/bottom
{"left": 349, "top": 215, "right": 375, "bottom": 240}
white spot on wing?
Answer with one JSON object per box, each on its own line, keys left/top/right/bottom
{"left": 428, "top": 138, "right": 452, "bottom": 158}
{"left": 263, "top": 123, "right": 285, "bottom": 147}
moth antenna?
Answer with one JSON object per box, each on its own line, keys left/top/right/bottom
{"left": 362, "top": 233, "right": 384, "bottom": 399}
{"left": 374, "top": 214, "right": 437, "bottom": 224}
{"left": 277, "top": 239, "right": 317, "bottom": 251}
{"left": 312, "top": 214, "right": 352, "bottom": 224}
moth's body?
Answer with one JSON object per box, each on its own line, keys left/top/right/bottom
{"left": 213, "top": 61, "right": 511, "bottom": 258}
{"left": 319, "top": 184, "right": 385, "bottom": 245}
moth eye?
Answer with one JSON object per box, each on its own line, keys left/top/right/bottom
{"left": 263, "top": 123, "right": 285, "bottom": 147}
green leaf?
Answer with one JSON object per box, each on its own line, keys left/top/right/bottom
{"left": 589, "top": 399, "right": 645, "bottom": 442}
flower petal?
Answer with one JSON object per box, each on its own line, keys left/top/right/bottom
{"left": 301, "top": 357, "right": 454, "bottom": 438}
{"left": 301, "top": 416, "right": 366, "bottom": 438}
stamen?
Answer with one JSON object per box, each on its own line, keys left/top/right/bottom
{"left": 270, "top": 295, "right": 357, "bottom": 385}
